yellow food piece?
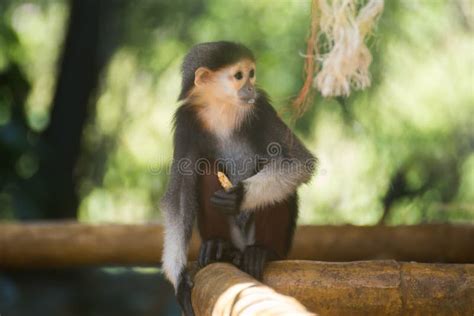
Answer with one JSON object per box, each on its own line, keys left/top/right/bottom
{"left": 217, "top": 171, "right": 233, "bottom": 191}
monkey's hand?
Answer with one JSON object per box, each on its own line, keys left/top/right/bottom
{"left": 177, "top": 269, "right": 195, "bottom": 316}
{"left": 210, "top": 183, "right": 243, "bottom": 215}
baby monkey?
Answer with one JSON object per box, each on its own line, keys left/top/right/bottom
{"left": 161, "top": 41, "right": 316, "bottom": 315}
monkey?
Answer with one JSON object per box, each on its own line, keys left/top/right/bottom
{"left": 160, "top": 41, "right": 316, "bottom": 315}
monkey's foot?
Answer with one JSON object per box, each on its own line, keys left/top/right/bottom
{"left": 198, "top": 239, "right": 239, "bottom": 267}
{"left": 240, "top": 245, "right": 278, "bottom": 281}
{"left": 177, "top": 270, "right": 195, "bottom": 316}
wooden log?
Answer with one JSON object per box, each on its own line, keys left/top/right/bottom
{"left": 0, "top": 222, "right": 186, "bottom": 267}
{"left": 289, "top": 224, "right": 474, "bottom": 263}
{"left": 0, "top": 222, "right": 473, "bottom": 267}
{"left": 193, "top": 261, "right": 474, "bottom": 316}
{"left": 192, "top": 262, "right": 314, "bottom": 316}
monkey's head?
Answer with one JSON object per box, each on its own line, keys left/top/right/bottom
{"left": 179, "top": 41, "right": 257, "bottom": 106}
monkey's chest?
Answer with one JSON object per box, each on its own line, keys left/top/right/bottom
{"left": 194, "top": 135, "right": 261, "bottom": 248}
{"left": 213, "top": 138, "right": 258, "bottom": 185}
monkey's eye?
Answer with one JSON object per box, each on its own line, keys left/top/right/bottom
{"left": 249, "top": 69, "right": 255, "bottom": 78}
{"left": 234, "top": 71, "right": 243, "bottom": 80}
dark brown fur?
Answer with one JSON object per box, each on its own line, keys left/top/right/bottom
{"left": 197, "top": 162, "right": 297, "bottom": 258}
{"left": 197, "top": 161, "right": 231, "bottom": 241}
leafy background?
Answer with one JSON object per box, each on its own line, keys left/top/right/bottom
{"left": 1, "top": 0, "right": 472, "bottom": 225}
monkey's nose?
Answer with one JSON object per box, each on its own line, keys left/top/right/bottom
{"left": 238, "top": 82, "right": 257, "bottom": 104}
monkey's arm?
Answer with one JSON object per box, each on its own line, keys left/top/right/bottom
{"left": 160, "top": 109, "right": 199, "bottom": 295}
{"left": 240, "top": 103, "right": 316, "bottom": 211}
{"left": 160, "top": 115, "right": 199, "bottom": 316}
{"left": 160, "top": 151, "right": 198, "bottom": 287}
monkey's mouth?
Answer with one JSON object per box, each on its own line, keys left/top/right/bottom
{"left": 240, "top": 97, "right": 256, "bottom": 105}
{"left": 247, "top": 98, "right": 256, "bottom": 104}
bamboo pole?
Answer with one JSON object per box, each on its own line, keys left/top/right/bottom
{"left": 0, "top": 222, "right": 473, "bottom": 267}
{"left": 192, "top": 261, "right": 474, "bottom": 315}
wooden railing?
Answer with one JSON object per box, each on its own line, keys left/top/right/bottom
{"left": 1, "top": 222, "right": 473, "bottom": 267}
{"left": 1, "top": 222, "right": 473, "bottom": 315}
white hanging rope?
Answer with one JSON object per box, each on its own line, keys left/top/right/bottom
{"left": 315, "top": 0, "right": 384, "bottom": 97}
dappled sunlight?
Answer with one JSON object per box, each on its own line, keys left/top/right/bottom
{"left": 1, "top": 0, "right": 472, "bottom": 224}
{"left": 299, "top": 1, "right": 474, "bottom": 224}
{"left": 77, "top": 0, "right": 473, "bottom": 225}
{"left": 78, "top": 49, "right": 181, "bottom": 223}
{"left": 299, "top": 109, "right": 383, "bottom": 224}
{"left": 9, "top": 2, "right": 68, "bottom": 131}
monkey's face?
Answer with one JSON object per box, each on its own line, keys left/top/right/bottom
{"left": 193, "top": 59, "right": 257, "bottom": 106}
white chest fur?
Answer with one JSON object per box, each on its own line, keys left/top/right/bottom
{"left": 197, "top": 102, "right": 253, "bottom": 139}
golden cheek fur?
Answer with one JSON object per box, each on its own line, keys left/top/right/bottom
{"left": 213, "top": 73, "right": 239, "bottom": 99}
{"left": 188, "top": 59, "right": 257, "bottom": 107}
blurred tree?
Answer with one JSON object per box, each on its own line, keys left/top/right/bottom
{"left": 36, "top": 0, "right": 123, "bottom": 218}
{"left": 0, "top": 0, "right": 123, "bottom": 218}
{"left": 0, "top": 17, "right": 34, "bottom": 219}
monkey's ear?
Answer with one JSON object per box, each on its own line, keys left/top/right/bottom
{"left": 194, "top": 67, "right": 213, "bottom": 86}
